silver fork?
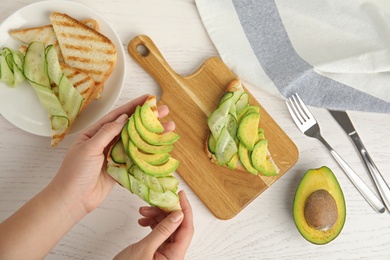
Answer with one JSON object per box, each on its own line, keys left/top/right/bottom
{"left": 286, "top": 93, "right": 385, "bottom": 213}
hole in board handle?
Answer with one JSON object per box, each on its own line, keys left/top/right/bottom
{"left": 136, "top": 44, "right": 150, "bottom": 57}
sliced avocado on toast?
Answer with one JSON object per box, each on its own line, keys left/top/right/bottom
{"left": 205, "top": 79, "right": 279, "bottom": 177}
{"left": 106, "top": 96, "right": 181, "bottom": 212}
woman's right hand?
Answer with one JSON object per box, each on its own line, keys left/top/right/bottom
{"left": 114, "top": 190, "right": 194, "bottom": 260}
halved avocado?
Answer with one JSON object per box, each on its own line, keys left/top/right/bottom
{"left": 293, "top": 166, "right": 346, "bottom": 245}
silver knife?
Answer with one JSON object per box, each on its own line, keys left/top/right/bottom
{"left": 329, "top": 109, "right": 390, "bottom": 212}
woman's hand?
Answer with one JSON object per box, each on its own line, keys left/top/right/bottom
{"left": 51, "top": 94, "right": 174, "bottom": 216}
{"left": 114, "top": 190, "right": 194, "bottom": 260}
{"left": 0, "top": 94, "right": 182, "bottom": 259}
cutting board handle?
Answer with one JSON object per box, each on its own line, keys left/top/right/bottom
{"left": 128, "top": 35, "right": 182, "bottom": 89}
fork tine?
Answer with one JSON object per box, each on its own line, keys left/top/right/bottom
{"left": 286, "top": 99, "right": 303, "bottom": 127}
{"left": 294, "top": 93, "right": 315, "bottom": 122}
{"left": 289, "top": 95, "right": 306, "bottom": 124}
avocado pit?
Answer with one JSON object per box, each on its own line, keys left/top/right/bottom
{"left": 304, "top": 189, "right": 338, "bottom": 231}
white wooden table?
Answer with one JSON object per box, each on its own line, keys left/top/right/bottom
{"left": 1, "top": 0, "right": 390, "bottom": 259}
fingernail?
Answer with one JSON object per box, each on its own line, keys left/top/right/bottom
{"left": 116, "top": 114, "right": 128, "bottom": 123}
{"left": 169, "top": 211, "right": 183, "bottom": 223}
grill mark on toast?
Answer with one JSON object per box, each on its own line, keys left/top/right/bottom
{"left": 59, "top": 33, "right": 99, "bottom": 42}
{"left": 66, "top": 55, "right": 116, "bottom": 65}
{"left": 62, "top": 43, "right": 116, "bottom": 55}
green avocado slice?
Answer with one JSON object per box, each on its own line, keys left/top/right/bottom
{"left": 238, "top": 142, "right": 258, "bottom": 175}
{"left": 140, "top": 103, "right": 164, "bottom": 133}
{"left": 237, "top": 112, "right": 260, "bottom": 151}
{"left": 251, "top": 139, "right": 277, "bottom": 176}
{"left": 128, "top": 116, "right": 174, "bottom": 154}
{"left": 134, "top": 106, "right": 179, "bottom": 145}
{"left": 129, "top": 141, "right": 179, "bottom": 177}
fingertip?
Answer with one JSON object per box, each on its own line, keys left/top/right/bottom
{"left": 115, "top": 113, "right": 129, "bottom": 123}
{"left": 157, "top": 105, "right": 169, "bottom": 118}
{"left": 162, "top": 121, "right": 176, "bottom": 133}
{"left": 169, "top": 210, "right": 184, "bottom": 223}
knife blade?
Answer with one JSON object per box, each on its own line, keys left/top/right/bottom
{"left": 329, "top": 109, "right": 390, "bottom": 212}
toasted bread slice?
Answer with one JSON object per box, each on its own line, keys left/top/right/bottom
{"left": 50, "top": 12, "right": 116, "bottom": 104}
{"left": 205, "top": 79, "right": 279, "bottom": 176}
{"left": 10, "top": 19, "right": 99, "bottom": 62}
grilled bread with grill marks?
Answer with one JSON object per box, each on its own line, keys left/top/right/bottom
{"left": 50, "top": 12, "right": 117, "bottom": 104}
{"left": 10, "top": 19, "right": 99, "bottom": 62}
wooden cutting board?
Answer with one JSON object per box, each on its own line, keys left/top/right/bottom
{"left": 128, "top": 35, "right": 299, "bottom": 220}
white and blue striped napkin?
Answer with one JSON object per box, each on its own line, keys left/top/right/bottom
{"left": 195, "top": 0, "right": 390, "bottom": 113}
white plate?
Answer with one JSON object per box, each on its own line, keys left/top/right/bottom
{"left": 0, "top": 0, "right": 125, "bottom": 137}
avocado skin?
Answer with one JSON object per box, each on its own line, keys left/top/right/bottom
{"left": 293, "top": 166, "right": 346, "bottom": 245}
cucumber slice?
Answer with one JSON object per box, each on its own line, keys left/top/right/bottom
{"left": 24, "top": 42, "right": 51, "bottom": 89}
{"left": 215, "top": 126, "right": 238, "bottom": 165}
{"left": 24, "top": 42, "right": 69, "bottom": 129}
{"left": 107, "top": 166, "right": 131, "bottom": 191}
{"left": 46, "top": 45, "right": 83, "bottom": 122}
{"left": 226, "top": 113, "right": 238, "bottom": 138}
{"left": 0, "top": 48, "right": 25, "bottom": 87}
{"left": 208, "top": 133, "right": 216, "bottom": 154}
{"left": 45, "top": 45, "right": 62, "bottom": 87}
{"left": 129, "top": 174, "right": 149, "bottom": 202}
{"left": 219, "top": 92, "right": 233, "bottom": 104}
{"left": 208, "top": 97, "right": 233, "bottom": 139}
{"left": 157, "top": 177, "right": 179, "bottom": 192}
{"left": 235, "top": 92, "right": 249, "bottom": 113}
{"left": 149, "top": 189, "right": 180, "bottom": 211}
{"left": 30, "top": 84, "right": 69, "bottom": 128}
{"left": 0, "top": 55, "right": 14, "bottom": 86}
{"left": 125, "top": 155, "right": 134, "bottom": 171}
{"left": 111, "top": 139, "right": 127, "bottom": 164}
{"left": 133, "top": 165, "right": 164, "bottom": 192}
{"left": 231, "top": 88, "right": 245, "bottom": 103}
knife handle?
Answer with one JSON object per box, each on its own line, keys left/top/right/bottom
{"left": 317, "top": 136, "right": 385, "bottom": 213}
{"left": 350, "top": 132, "right": 390, "bottom": 212}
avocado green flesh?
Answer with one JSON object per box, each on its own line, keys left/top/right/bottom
{"left": 128, "top": 116, "right": 174, "bottom": 154}
{"left": 251, "top": 140, "right": 277, "bottom": 176}
{"left": 129, "top": 141, "right": 179, "bottom": 177}
{"left": 237, "top": 112, "right": 260, "bottom": 151}
{"left": 293, "top": 166, "right": 346, "bottom": 245}
{"left": 134, "top": 106, "right": 179, "bottom": 145}
{"left": 140, "top": 103, "right": 164, "bottom": 133}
